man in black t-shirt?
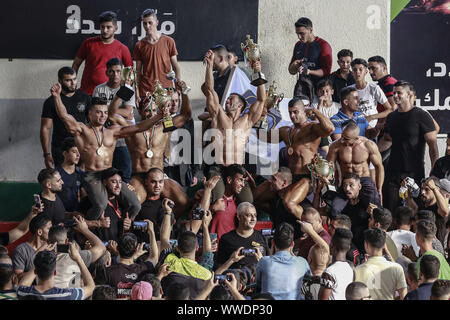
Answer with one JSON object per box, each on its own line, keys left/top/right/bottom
{"left": 378, "top": 81, "right": 438, "bottom": 213}
{"left": 431, "top": 134, "right": 450, "bottom": 180}
{"left": 41, "top": 67, "right": 90, "bottom": 168}
{"left": 217, "top": 202, "right": 269, "bottom": 270}
{"left": 37, "top": 168, "right": 66, "bottom": 225}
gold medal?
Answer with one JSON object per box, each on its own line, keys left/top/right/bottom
{"left": 146, "top": 149, "right": 154, "bottom": 158}
{"left": 143, "top": 126, "right": 156, "bottom": 159}
{"left": 90, "top": 124, "right": 105, "bottom": 157}
{"left": 287, "top": 147, "right": 294, "bottom": 155}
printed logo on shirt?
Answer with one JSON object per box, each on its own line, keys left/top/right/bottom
{"left": 125, "top": 273, "right": 138, "bottom": 281}
{"left": 358, "top": 100, "right": 371, "bottom": 114}
{"left": 76, "top": 102, "right": 86, "bottom": 113}
{"left": 117, "top": 282, "right": 134, "bottom": 299}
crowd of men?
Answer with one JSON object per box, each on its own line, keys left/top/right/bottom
{"left": 0, "top": 11, "right": 449, "bottom": 301}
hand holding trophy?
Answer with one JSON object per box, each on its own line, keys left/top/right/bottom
{"left": 153, "top": 80, "right": 176, "bottom": 132}
{"left": 166, "top": 71, "right": 191, "bottom": 95}
{"left": 116, "top": 66, "right": 137, "bottom": 101}
{"left": 307, "top": 154, "right": 336, "bottom": 195}
{"left": 254, "top": 81, "right": 284, "bottom": 130}
{"left": 241, "top": 35, "right": 268, "bottom": 86}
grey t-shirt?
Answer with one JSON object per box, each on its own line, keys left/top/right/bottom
{"left": 55, "top": 250, "right": 92, "bottom": 288}
{"left": 12, "top": 242, "right": 36, "bottom": 272}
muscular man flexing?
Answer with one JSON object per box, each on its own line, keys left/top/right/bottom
{"left": 201, "top": 50, "right": 266, "bottom": 203}
{"left": 260, "top": 97, "right": 334, "bottom": 220}
{"left": 327, "top": 121, "right": 383, "bottom": 205}
{"left": 50, "top": 83, "right": 166, "bottom": 220}
{"left": 108, "top": 80, "right": 191, "bottom": 217}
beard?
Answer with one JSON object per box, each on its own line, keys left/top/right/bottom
{"left": 61, "top": 83, "right": 76, "bottom": 94}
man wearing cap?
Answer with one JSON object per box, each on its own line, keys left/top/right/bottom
{"left": 405, "top": 177, "right": 450, "bottom": 245}
{"left": 131, "top": 281, "right": 153, "bottom": 300}
{"left": 288, "top": 17, "right": 332, "bottom": 100}
{"left": 134, "top": 8, "right": 180, "bottom": 102}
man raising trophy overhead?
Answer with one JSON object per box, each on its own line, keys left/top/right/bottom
{"left": 241, "top": 34, "right": 268, "bottom": 86}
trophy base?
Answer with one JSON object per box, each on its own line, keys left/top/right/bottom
{"left": 250, "top": 72, "right": 268, "bottom": 86}
{"left": 116, "top": 85, "right": 134, "bottom": 101}
{"left": 163, "top": 117, "right": 177, "bottom": 132}
{"left": 253, "top": 116, "right": 269, "bottom": 130}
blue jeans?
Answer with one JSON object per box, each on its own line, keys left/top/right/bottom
{"left": 113, "top": 146, "right": 132, "bottom": 183}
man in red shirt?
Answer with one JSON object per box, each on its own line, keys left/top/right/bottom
{"left": 288, "top": 17, "right": 332, "bottom": 101}
{"left": 72, "top": 11, "right": 132, "bottom": 95}
{"left": 133, "top": 9, "right": 181, "bottom": 102}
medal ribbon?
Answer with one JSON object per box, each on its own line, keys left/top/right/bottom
{"left": 90, "top": 124, "right": 104, "bottom": 149}
{"left": 107, "top": 199, "right": 121, "bottom": 219}
{"left": 143, "top": 124, "right": 156, "bottom": 151}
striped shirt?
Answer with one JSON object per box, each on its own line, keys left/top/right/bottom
{"left": 17, "top": 285, "right": 84, "bottom": 300}
{"left": 330, "top": 109, "right": 369, "bottom": 136}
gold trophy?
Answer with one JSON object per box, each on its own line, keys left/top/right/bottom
{"left": 241, "top": 35, "right": 268, "bottom": 86}
{"left": 307, "top": 154, "right": 336, "bottom": 195}
{"left": 253, "top": 81, "right": 284, "bottom": 130}
{"left": 153, "top": 80, "right": 176, "bottom": 132}
{"left": 166, "top": 70, "right": 191, "bottom": 95}
{"left": 116, "top": 66, "right": 137, "bottom": 101}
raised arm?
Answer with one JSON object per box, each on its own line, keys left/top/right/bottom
{"left": 297, "top": 220, "right": 329, "bottom": 253}
{"left": 309, "top": 108, "right": 335, "bottom": 138}
{"left": 144, "top": 219, "right": 159, "bottom": 267}
{"left": 50, "top": 83, "right": 84, "bottom": 135}
{"left": 113, "top": 106, "right": 165, "bottom": 138}
{"left": 173, "top": 81, "right": 192, "bottom": 128}
{"left": 159, "top": 198, "right": 174, "bottom": 252}
{"left": 69, "top": 242, "right": 95, "bottom": 300}
{"left": 247, "top": 61, "right": 266, "bottom": 126}
{"left": 106, "top": 92, "right": 131, "bottom": 126}
{"left": 203, "top": 50, "right": 221, "bottom": 117}
{"left": 72, "top": 215, "right": 106, "bottom": 264}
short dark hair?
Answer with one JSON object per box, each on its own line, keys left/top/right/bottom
{"left": 407, "top": 263, "right": 418, "bottom": 284}
{"left": 337, "top": 49, "right": 353, "bottom": 60}
{"left": 61, "top": 137, "right": 76, "bottom": 152}
{"left": 48, "top": 225, "right": 68, "bottom": 244}
{"left": 29, "top": 215, "right": 52, "bottom": 236}
{"left": 166, "top": 282, "right": 190, "bottom": 300}
{"left": 372, "top": 207, "right": 392, "bottom": 230}
{"left": 177, "top": 231, "right": 197, "bottom": 254}
{"left": 57, "top": 67, "right": 76, "bottom": 80}
{"left": 340, "top": 86, "right": 358, "bottom": 102}
{"left": 393, "top": 80, "right": 413, "bottom": 91}
{"left": 420, "top": 255, "right": 440, "bottom": 280}
{"left": 118, "top": 233, "right": 138, "bottom": 259}
{"left": 87, "top": 97, "right": 108, "bottom": 114}
{"left": 342, "top": 172, "right": 360, "bottom": 182}
{"left": 295, "top": 17, "right": 313, "bottom": 28}
{"left": 416, "top": 220, "right": 437, "bottom": 241}
{"left": 431, "top": 280, "right": 450, "bottom": 299}
{"left": 273, "top": 222, "right": 294, "bottom": 250}
{"left": 92, "top": 285, "right": 117, "bottom": 300}
{"left": 345, "top": 281, "right": 368, "bottom": 300}
{"left": 106, "top": 57, "right": 123, "bottom": 70}
{"left": 37, "top": 168, "right": 58, "bottom": 185}
{"left": 316, "top": 79, "right": 333, "bottom": 92}
{"left": 141, "top": 8, "right": 157, "bottom": 19}
{"left": 332, "top": 214, "right": 352, "bottom": 229}
{"left": 0, "top": 263, "right": 13, "bottom": 288}
{"left": 363, "top": 228, "right": 386, "bottom": 249}
{"left": 210, "top": 285, "right": 232, "bottom": 300}
{"left": 98, "top": 11, "right": 117, "bottom": 24}
{"left": 224, "top": 164, "right": 247, "bottom": 179}
{"left": 145, "top": 167, "right": 164, "bottom": 180}
{"left": 34, "top": 250, "right": 56, "bottom": 280}
{"left": 351, "top": 58, "right": 368, "bottom": 68}
{"left": 332, "top": 228, "right": 353, "bottom": 252}
{"left": 138, "top": 273, "right": 161, "bottom": 297}
{"left": 416, "top": 210, "right": 436, "bottom": 223}
{"left": 395, "top": 206, "right": 414, "bottom": 226}
{"left": 343, "top": 120, "right": 360, "bottom": 133}
{"left": 288, "top": 97, "right": 305, "bottom": 109}
{"left": 210, "top": 44, "right": 228, "bottom": 58}
{"left": 230, "top": 93, "right": 247, "bottom": 109}
{"left": 368, "top": 55, "right": 387, "bottom": 67}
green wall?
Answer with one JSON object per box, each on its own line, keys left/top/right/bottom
{"left": 0, "top": 182, "right": 41, "bottom": 222}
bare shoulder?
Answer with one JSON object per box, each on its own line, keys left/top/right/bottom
{"left": 364, "top": 139, "right": 378, "bottom": 152}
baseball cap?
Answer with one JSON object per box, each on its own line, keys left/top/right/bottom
{"left": 439, "top": 179, "right": 450, "bottom": 193}
{"left": 101, "top": 167, "right": 123, "bottom": 180}
{"left": 131, "top": 281, "right": 153, "bottom": 300}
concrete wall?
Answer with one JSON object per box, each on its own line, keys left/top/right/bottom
{"left": 0, "top": 0, "right": 443, "bottom": 182}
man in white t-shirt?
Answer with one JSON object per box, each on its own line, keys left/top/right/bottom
{"left": 92, "top": 57, "right": 136, "bottom": 183}
{"left": 387, "top": 206, "right": 420, "bottom": 271}
{"left": 350, "top": 58, "right": 392, "bottom": 128}
{"left": 311, "top": 79, "right": 340, "bottom": 119}
{"left": 319, "top": 228, "right": 354, "bottom": 300}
